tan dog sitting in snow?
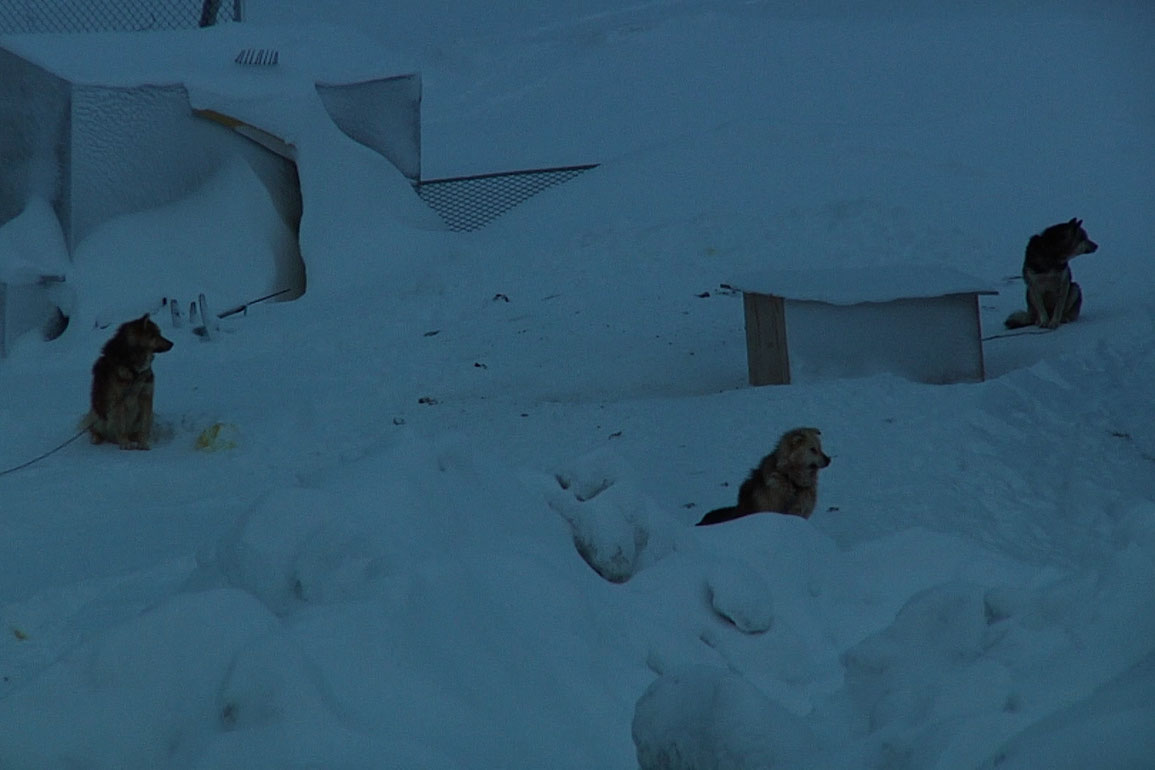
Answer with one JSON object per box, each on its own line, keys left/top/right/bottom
{"left": 697, "top": 427, "right": 831, "bottom": 525}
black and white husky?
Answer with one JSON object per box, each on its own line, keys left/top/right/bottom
{"left": 1005, "top": 218, "right": 1098, "bottom": 329}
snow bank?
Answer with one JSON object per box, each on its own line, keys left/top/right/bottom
{"left": 216, "top": 486, "right": 391, "bottom": 615}
{"left": 68, "top": 155, "right": 302, "bottom": 328}
{"left": 548, "top": 449, "right": 674, "bottom": 583}
{"left": 0, "top": 196, "right": 71, "bottom": 351}
{"left": 705, "top": 559, "right": 776, "bottom": 634}
{"left": 820, "top": 529, "right": 1155, "bottom": 769}
{"left": 632, "top": 665, "right": 817, "bottom": 770}
{"left": 980, "top": 651, "right": 1155, "bottom": 770}
{"left": 0, "top": 590, "right": 276, "bottom": 768}
{"left": 0, "top": 196, "right": 68, "bottom": 283}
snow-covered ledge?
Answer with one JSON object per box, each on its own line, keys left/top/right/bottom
{"left": 732, "top": 265, "right": 997, "bottom": 385}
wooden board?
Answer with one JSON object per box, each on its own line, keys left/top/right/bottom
{"left": 743, "top": 292, "right": 790, "bottom": 385}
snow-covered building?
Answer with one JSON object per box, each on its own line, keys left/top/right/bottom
{"left": 0, "top": 24, "right": 420, "bottom": 351}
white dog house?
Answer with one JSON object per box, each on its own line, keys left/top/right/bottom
{"left": 734, "top": 265, "right": 996, "bottom": 385}
{"left": 0, "top": 25, "right": 420, "bottom": 352}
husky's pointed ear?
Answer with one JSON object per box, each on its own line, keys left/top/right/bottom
{"left": 137, "top": 313, "right": 151, "bottom": 323}
{"left": 1069, "top": 217, "right": 1081, "bottom": 227}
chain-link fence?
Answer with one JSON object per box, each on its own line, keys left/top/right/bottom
{"left": 0, "top": 0, "right": 242, "bottom": 34}
{"left": 416, "top": 165, "right": 597, "bottom": 232}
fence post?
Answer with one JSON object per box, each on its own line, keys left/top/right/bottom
{"left": 199, "top": 0, "right": 223, "bottom": 27}
{"left": 0, "top": 282, "right": 7, "bottom": 358}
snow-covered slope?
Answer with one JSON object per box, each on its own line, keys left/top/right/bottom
{"left": 1, "top": 1, "right": 1153, "bottom": 768}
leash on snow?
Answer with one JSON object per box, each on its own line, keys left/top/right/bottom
{"left": 982, "top": 327, "right": 1057, "bottom": 342}
{"left": 0, "top": 428, "right": 87, "bottom": 478}
{"left": 217, "top": 287, "right": 295, "bottom": 319}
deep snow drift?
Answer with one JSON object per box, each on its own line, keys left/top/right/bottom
{"left": 1, "top": 1, "right": 1154, "bottom": 768}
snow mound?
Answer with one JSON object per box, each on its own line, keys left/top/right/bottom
{"left": 980, "top": 651, "right": 1155, "bottom": 770}
{"left": 215, "top": 486, "right": 391, "bottom": 615}
{"left": 839, "top": 583, "right": 1008, "bottom": 737}
{"left": 548, "top": 449, "right": 671, "bottom": 583}
{"left": 705, "top": 559, "right": 775, "bottom": 634}
{"left": 632, "top": 665, "right": 816, "bottom": 770}
{"left": 0, "top": 589, "right": 275, "bottom": 768}
{"left": 201, "top": 627, "right": 423, "bottom": 769}
{"left": 824, "top": 538, "right": 1155, "bottom": 769}
{"left": 0, "top": 196, "right": 69, "bottom": 283}
{"left": 0, "top": 196, "right": 72, "bottom": 348}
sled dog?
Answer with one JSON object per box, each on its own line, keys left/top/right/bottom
{"left": 1004, "top": 218, "right": 1098, "bottom": 329}
{"left": 697, "top": 427, "right": 831, "bottom": 525}
{"left": 87, "top": 314, "right": 173, "bottom": 450}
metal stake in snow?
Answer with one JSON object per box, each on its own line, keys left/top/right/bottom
{"left": 195, "top": 293, "right": 218, "bottom": 339}
{"left": 234, "top": 48, "right": 279, "bottom": 66}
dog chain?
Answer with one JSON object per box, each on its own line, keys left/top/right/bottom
{"left": 0, "top": 429, "right": 87, "bottom": 478}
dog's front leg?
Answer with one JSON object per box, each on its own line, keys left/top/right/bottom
{"left": 136, "top": 398, "right": 154, "bottom": 450}
{"left": 1027, "top": 283, "right": 1053, "bottom": 328}
{"left": 1043, "top": 282, "right": 1071, "bottom": 329}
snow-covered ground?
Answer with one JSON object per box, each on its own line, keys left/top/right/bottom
{"left": 2, "top": 1, "right": 1154, "bottom": 767}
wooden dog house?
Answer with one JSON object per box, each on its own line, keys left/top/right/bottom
{"left": 734, "top": 265, "right": 996, "bottom": 385}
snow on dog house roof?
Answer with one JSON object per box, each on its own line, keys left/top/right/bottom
{"left": 730, "top": 264, "right": 997, "bottom": 305}
{"left": 0, "top": 23, "right": 422, "bottom": 250}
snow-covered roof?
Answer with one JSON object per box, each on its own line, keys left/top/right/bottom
{"left": 0, "top": 23, "right": 413, "bottom": 93}
{"left": 730, "top": 264, "right": 997, "bottom": 305}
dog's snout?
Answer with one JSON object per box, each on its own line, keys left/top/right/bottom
{"left": 1085, "top": 240, "right": 1098, "bottom": 253}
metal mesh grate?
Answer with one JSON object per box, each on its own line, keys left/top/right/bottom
{"left": 416, "top": 164, "right": 597, "bottom": 232}
{"left": 0, "top": 0, "right": 242, "bottom": 34}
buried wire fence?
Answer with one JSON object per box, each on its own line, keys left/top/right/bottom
{"left": 416, "top": 164, "right": 598, "bottom": 232}
{"left": 0, "top": 0, "right": 242, "bottom": 34}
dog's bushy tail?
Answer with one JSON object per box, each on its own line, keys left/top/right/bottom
{"left": 696, "top": 506, "right": 747, "bottom": 526}
{"left": 1004, "top": 310, "right": 1034, "bottom": 329}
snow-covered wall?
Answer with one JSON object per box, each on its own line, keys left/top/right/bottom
{"left": 0, "top": 47, "right": 69, "bottom": 231}
{"left": 0, "top": 41, "right": 308, "bottom": 343}
{"left": 316, "top": 74, "right": 421, "bottom": 181}
{"left": 69, "top": 155, "right": 303, "bottom": 327}
{"left": 0, "top": 197, "right": 70, "bottom": 356}
{"left": 69, "top": 84, "right": 300, "bottom": 250}
{"left": 0, "top": 26, "right": 427, "bottom": 343}
{"left": 0, "top": 39, "right": 303, "bottom": 253}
